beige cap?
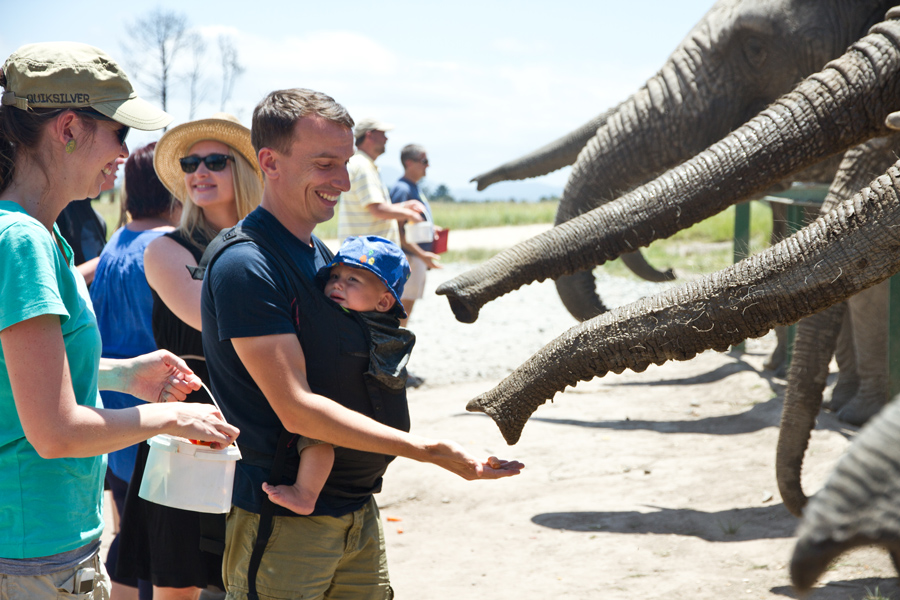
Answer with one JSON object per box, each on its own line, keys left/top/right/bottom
{"left": 1, "top": 42, "right": 172, "bottom": 131}
{"left": 153, "top": 113, "right": 262, "bottom": 202}
{"left": 353, "top": 117, "right": 394, "bottom": 138}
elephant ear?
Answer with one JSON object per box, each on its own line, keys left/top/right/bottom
{"left": 790, "top": 395, "right": 900, "bottom": 592}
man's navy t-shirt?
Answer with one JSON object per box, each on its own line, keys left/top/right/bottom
{"left": 200, "top": 206, "right": 332, "bottom": 514}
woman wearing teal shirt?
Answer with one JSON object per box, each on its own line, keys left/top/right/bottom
{"left": 0, "top": 43, "right": 239, "bottom": 600}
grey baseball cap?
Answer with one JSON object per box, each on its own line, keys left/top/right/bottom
{"left": 353, "top": 117, "right": 394, "bottom": 138}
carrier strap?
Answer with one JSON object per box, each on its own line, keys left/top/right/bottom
{"left": 247, "top": 429, "right": 297, "bottom": 600}
{"left": 190, "top": 223, "right": 322, "bottom": 598}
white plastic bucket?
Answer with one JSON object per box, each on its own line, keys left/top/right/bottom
{"left": 405, "top": 221, "right": 434, "bottom": 244}
{"left": 138, "top": 434, "right": 241, "bottom": 513}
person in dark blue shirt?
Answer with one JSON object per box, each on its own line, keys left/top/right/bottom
{"left": 389, "top": 144, "right": 443, "bottom": 327}
{"left": 201, "top": 88, "right": 522, "bottom": 600}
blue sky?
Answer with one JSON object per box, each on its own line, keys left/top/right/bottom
{"left": 2, "top": 1, "right": 714, "bottom": 198}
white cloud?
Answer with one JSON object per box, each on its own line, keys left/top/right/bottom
{"left": 124, "top": 21, "right": 662, "bottom": 190}
{"left": 492, "top": 37, "right": 529, "bottom": 55}
{"left": 240, "top": 30, "right": 399, "bottom": 77}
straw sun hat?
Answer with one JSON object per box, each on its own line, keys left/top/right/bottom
{"left": 153, "top": 112, "right": 262, "bottom": 202}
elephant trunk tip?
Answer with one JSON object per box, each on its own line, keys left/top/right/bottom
{"left": 465, "top": 398, "right": 485, "bottom": 413}
{"left": 776, "top": 451, "right": 810, "bottom": 518}
{"left": 469, "top": 175, "right": 491, "bottom": 192}
{"left": 466, "top": 396, "right": 523, "bottom": 445}
{"left": 777, "top": 478, "right": 808, "bottom": 517}
{"left": 790, "top": 539, "right": 854, "bottom": 594}
{"left": 436, "top": 284, "right": 481, "bottom": 323}
{"left": 784, "top": 501, "right": 806, "bottom": 519}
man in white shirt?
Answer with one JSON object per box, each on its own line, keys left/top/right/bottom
{"left": 337, "top": 118, "right": 424, "bottom": 242}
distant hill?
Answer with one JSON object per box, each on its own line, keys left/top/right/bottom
{"left": 377, "top": 165, "right": 563, "bottom": 202}
{"left": 450, "top": 181, "right": 562, "bottom": 202}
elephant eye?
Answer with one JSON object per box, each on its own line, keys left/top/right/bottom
{"left": 743, "top": 35, "right": 767, "bottom": 69}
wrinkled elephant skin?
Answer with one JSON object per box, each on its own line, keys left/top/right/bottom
{"left": 791, "top": 396, "right": 900, "bottom": 592}
{"left": 454, "top": 13, "right": 900, "bottom": 444}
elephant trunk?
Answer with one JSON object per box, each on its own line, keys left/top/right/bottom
{"left": 468, "top": 164, "right": 900, "bottom": 444}
{"left": 437, "top": 19, "right": 900, "bottom": 324}
{"left": 470, "top": 112, "right": 612, "bottom": 191}
{"left": 553, "top": 35, "right": 741, "bottom": 317}
{"left": 776, "top": 135, "right": 900, "bottom": 518}
{"left": 791, "top": 396, "right": 900, "bottom": 592}
{"left": 776, "top": 304, "right": 845, "bottom": 517}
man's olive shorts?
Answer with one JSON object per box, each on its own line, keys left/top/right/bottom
{"left": 223, "top": 498, "right": 391, "bottom": 600}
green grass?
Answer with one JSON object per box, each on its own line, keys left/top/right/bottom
{"left": 716, "top": 518, "right": 745, "bottom": 536}
{"left": 93, "top": 190, "right": 124, "bottom": 237}
{"left": 667, "top": 201, "right": 773, "bottom": 244}
{"left": 440, "top": 248, "right": 502, "bottom": 263}
{"left": 312, "top": 200, "right": 559, "bottom": 240}
{"left": 430, "top": 200, "right": 559, "bottom": 229}
{"left": 92, "top": 193, "right": 774, "bottom": 278}
{"left": 599, "top": 201, "right": 773, "bottom": 278}
{"left": 860, "top": 586, "right": 893, "bottom": 600}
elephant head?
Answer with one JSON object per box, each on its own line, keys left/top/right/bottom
{"left": 437, "top": 9, "right": 900, "bottom": 325}
{"left": 449, "top": 11, "right": 900, "bottom": 444}
{"left": 470, "top": 0, "right": 896, "bottom": 321}
{"left": 790, "top": 395, "right": 900, "bottom": 591}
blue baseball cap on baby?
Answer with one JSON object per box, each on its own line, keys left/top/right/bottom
{"left": 318, "top": 236, "right": 411, "bottom": 317}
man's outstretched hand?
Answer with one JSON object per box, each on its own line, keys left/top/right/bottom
{"left": 424, "top": 439, "right": 524, "bottom": 480}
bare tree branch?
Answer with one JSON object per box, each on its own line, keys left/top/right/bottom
{"left": 218, "top": 34, "right": 245, "bottom": 112}
{"left": 186, "top": 33, "right": 208, "bottom": 119}
{"left": 121, "top": 9, "right": 190, "bottom": 114}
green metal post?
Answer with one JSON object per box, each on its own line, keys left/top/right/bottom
{"left": 784, "top": 204, "right": 806, "bottom": 367}
{"left": 891, "top": 276, "right": 900, "bottom": 399}
{"left": 732, "top": 202, "right": 751, "bottom": 353}
{"left": 733, "top": 202, "right": 751, "bottom": 262}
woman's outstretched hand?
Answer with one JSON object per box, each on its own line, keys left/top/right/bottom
{"left": 108, "top": 350, "right": 203, "bottom": 403}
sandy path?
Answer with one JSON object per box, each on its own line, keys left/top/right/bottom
{"left": 322, "top": 222, "right": 553, "bottom": 254}
{"left": 382, "top": 342, "right": 897, "bottom": 600}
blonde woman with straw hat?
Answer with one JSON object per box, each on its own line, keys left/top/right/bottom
{"left": 0, "top": 42, "right": 238, "bottom": 600}
{"left": 115, "top": 113, "right": 262, "bottom": 600}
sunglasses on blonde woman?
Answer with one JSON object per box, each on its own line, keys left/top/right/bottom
{"left": 179, "top": 154, "right": 234, "bottom": 173}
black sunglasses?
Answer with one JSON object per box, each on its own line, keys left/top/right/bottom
{"left": 179, "top": 154, "right": 234, "bottom": 173}
{"left": 112, "top": 124, "right": 130, "bottom": 146}
{"left": 72, "top": 109, "right": 129, "bottom": 146}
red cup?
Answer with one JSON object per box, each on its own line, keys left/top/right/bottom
{"left": 433, "top": 229, "right": 449, "bottom": 254}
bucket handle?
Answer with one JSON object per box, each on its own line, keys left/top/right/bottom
{"left": 197, "top": 381, "right": 240, "bottom": 454}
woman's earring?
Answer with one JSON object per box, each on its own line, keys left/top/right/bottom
{"left": 65, "top": 139, "right": 76, "bottom": 154}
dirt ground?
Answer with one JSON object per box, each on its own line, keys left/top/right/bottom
{"left": 383, "top": 340, "right": 900, "bottom": 600}
{"left": 104, "top": 225, "right": 900, "bottom": 599}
